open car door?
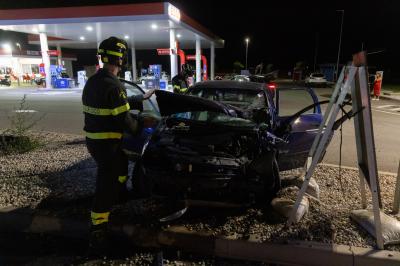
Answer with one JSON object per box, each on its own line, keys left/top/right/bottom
{"left": 120, "top": 79, "right": 160, "bottom": 159}
{"left": 275, "top": 86, "right": 323, "bottom": 171}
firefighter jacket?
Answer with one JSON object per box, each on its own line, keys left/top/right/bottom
{"left": 82, "top": 69, "right": 140, "bottom": 140}
{"left": 172, "top": 74, "right": 189, "bottom": 94}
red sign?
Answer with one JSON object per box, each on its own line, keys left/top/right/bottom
{"left": 157, "top": 48, "right": 172, "bottom": 56}
{"left": 47, "top": 50, "right": 60, "bottom": 56}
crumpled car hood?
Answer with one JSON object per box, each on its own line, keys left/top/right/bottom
{"left": 155, "top": 90, "right": 232, "bottom": 116}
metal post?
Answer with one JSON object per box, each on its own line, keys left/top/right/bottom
{"left": 195, "top": 36, "right": 201, "bottom": 83}
{"left": 169, "top": 28, "right": 178, "bottom": 79}
{"left": 335, "top": 10, "right": 344, "bottom": 81}
{"left": 131, "top": 44, "right": 137, "bottom": 82}
{"left": 393, "top": 161, "right": 400, "bottom": 215}
{"left": 39, "top": 31, "right": 51, "bottom": 89}
{"left": 210, "top": 42, "right": 215, "bottom": 80}
{"left": 288, "top": 67, "right": 356, "bottom": 226}
{"left": 245, "top": 39, "right": 249, "bottom": 70}
{"left": 56, "top": 44, "right": 62, "bottom": 66}
{"left": 313, "top": 33, "right": 319, "bottom": 72}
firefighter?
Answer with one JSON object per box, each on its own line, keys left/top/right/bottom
{"left": 82, "top": 36, "right": 152, "bottom": 254}
{"left": 172, "top": 63, "right": 194, "bottom": 94}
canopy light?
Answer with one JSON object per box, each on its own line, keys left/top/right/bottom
{"left": 86, "top": 26, "right": 93, "bottom": 31}
{"left": 2, "top": 43, "right": 12, "bottom": 53}
{"left": 151, "top": 24, "right": 158, "bottom": 30}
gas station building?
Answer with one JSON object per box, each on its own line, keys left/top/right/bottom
{"left": 0, "top": 2, "right": 224, "bottom": 88}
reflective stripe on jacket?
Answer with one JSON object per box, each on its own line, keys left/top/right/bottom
{"left": 82, "top": 69, "right": 137, "bottom": 139}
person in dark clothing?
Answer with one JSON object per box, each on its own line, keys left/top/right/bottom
{"left": 172, "top": 63, "right": 194, "bottom": 94}
{"left": 82, "top": 36, "right": 154, "bottom": 255}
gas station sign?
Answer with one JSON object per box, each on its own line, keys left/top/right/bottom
{"left": 157, "top": 48, "right": 172, "bottom": 55}
{"left": 47, "top": 50, "right": 60, "bottom": 56}
{"left": 168, "top": 4, "right": 181, "bottom": 22}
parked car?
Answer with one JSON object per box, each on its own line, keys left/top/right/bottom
{"left": 120, "top": 80, "right": 328, "bottom": 202}
{"left": 305, "top": 73, "right": 327, "bottom": 87}
{"left": 232, "top": 75, "right": 250, "bottom": 82}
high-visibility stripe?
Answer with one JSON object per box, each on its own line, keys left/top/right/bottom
{"left": 173, "top": 85, "right": 181, "bottom": 89}
{"left": 118, "top": 175, "right": 127, "bottom": 183}
{"left": 91, "top": 211, "right": 110, "bottom": 225}
{"left": 85, "top": 132, "right": 123, "bottom": 139}
{"left": 106, "top": 50, "right": 123, "bottom": 57}
{"left": 98, "top": 49, "right": 124, "bottom": 58}
{"left": 83, "top": 103, "right": 130, "bottom": 116}
{"left": 116, "top": 43, "right": 127, "bottom": 49}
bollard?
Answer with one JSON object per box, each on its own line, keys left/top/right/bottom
{"left": 393, "top": 161, "right": 400, "bottom": 215}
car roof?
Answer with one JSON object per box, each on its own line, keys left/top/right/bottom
{"left": 190, "top": 80, "right": 264, "bottom": 91}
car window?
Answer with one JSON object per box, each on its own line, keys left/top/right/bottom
{"left": 123, "top": 82, "right": 156, "bottom": 112}
{"left": 278, "top": 89, "right": 316, "bottom": 116}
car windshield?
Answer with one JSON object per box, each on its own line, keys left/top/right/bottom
{"left": 189, "top": 87, "right": 267, "bottom": 109}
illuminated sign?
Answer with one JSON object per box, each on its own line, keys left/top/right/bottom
{"left": 168, "top": 4, "right": 181, "bottom": 22}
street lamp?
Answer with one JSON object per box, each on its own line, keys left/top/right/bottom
{"left": 245, "top": 37, "right": 250, "bottom": 70}
{"left": 335, "top": 10, "right": 344, "bottom": 81}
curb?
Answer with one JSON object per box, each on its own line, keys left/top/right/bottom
{"left": 380, "top": 95, "right": 400, "bottom": 102}
{"left": 0, "top": 207, "right": 399, "bottom": 266}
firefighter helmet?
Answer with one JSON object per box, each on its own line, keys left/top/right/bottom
{"left": 98, "top": 37, "right": 128, "bottom": 67}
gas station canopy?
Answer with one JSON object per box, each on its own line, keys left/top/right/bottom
{"left": 0, "top": 2, "right": 224, "bottom": 86}
{"left": 0, "top": 2, "right": 224, "bottom": 49}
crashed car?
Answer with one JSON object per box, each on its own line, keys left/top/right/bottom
{"left": 121, "top": 80, "right": 326, "bottom": 201}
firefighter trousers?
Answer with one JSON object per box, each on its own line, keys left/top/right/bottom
{"left": 86, "top": 138, "right": 128, "bottom": 225}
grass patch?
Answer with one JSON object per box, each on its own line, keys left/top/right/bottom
{"left": 0, "top": 95, "right": 45, "bottom": 155}
{"left": 0, "top": 135, "right": 42, "bottom": 155}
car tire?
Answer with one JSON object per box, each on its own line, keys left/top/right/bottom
{"left": 250, "top": 151, "right": 281, "bottom": 203}
{"left": 262, "top": 151, "right": 281, "bottom": 201}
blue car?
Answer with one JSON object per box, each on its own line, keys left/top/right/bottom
{"left": 120, "top": 80, "right": 327, "bottom": 201}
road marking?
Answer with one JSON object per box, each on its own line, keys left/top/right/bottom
{"left": 391, "top": 107, "right": 400, "bottom": 111}
{"left": 372, "top": 108, "right": 400, "bottom": 116}
{"left": 14, "top": 110, "right": 37, "bottom": 113}
{"left": 375, "top": 105, "right": 397, "bottom": 109}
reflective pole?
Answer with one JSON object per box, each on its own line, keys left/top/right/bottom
{"left": 210, "top": 42, "right": 215, "bottom": 80}
{"left": 39, "top": 31, "right": 51, "bottom": 89}
{"left": 131, "top": 44, "right": 137, "bottom": 82}
{"left": 169, "top": 28, "right": 178, "bottom": 79}
{"left": 195, "top": 36, "right": 201, "bottom": 83}
{"left": 56, "top": 44, "right": 62, "bottom": 66}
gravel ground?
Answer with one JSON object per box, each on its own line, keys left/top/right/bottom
{"left": 0, "top": 132, "right": 96, "bottom": 208}
{"left": 0, "top": 131, "right": 399, "bottom": 260}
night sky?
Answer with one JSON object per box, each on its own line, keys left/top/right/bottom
{"left": 1, "top": 0, "right": 398, "bottom": 79}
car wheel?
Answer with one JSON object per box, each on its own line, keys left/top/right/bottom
{"left": 262, "top": 151, "right": 281, "bottom": 201}
{"left": 250, "top": 151, "right": 281, "bottom": 203}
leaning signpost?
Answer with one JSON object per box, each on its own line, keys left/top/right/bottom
{"left": 287, "top": 52, "right": 386, "bottom": 249}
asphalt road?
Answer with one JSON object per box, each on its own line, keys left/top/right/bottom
{"left": 0, "top": 87, "right": 399, "bottom": 173}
